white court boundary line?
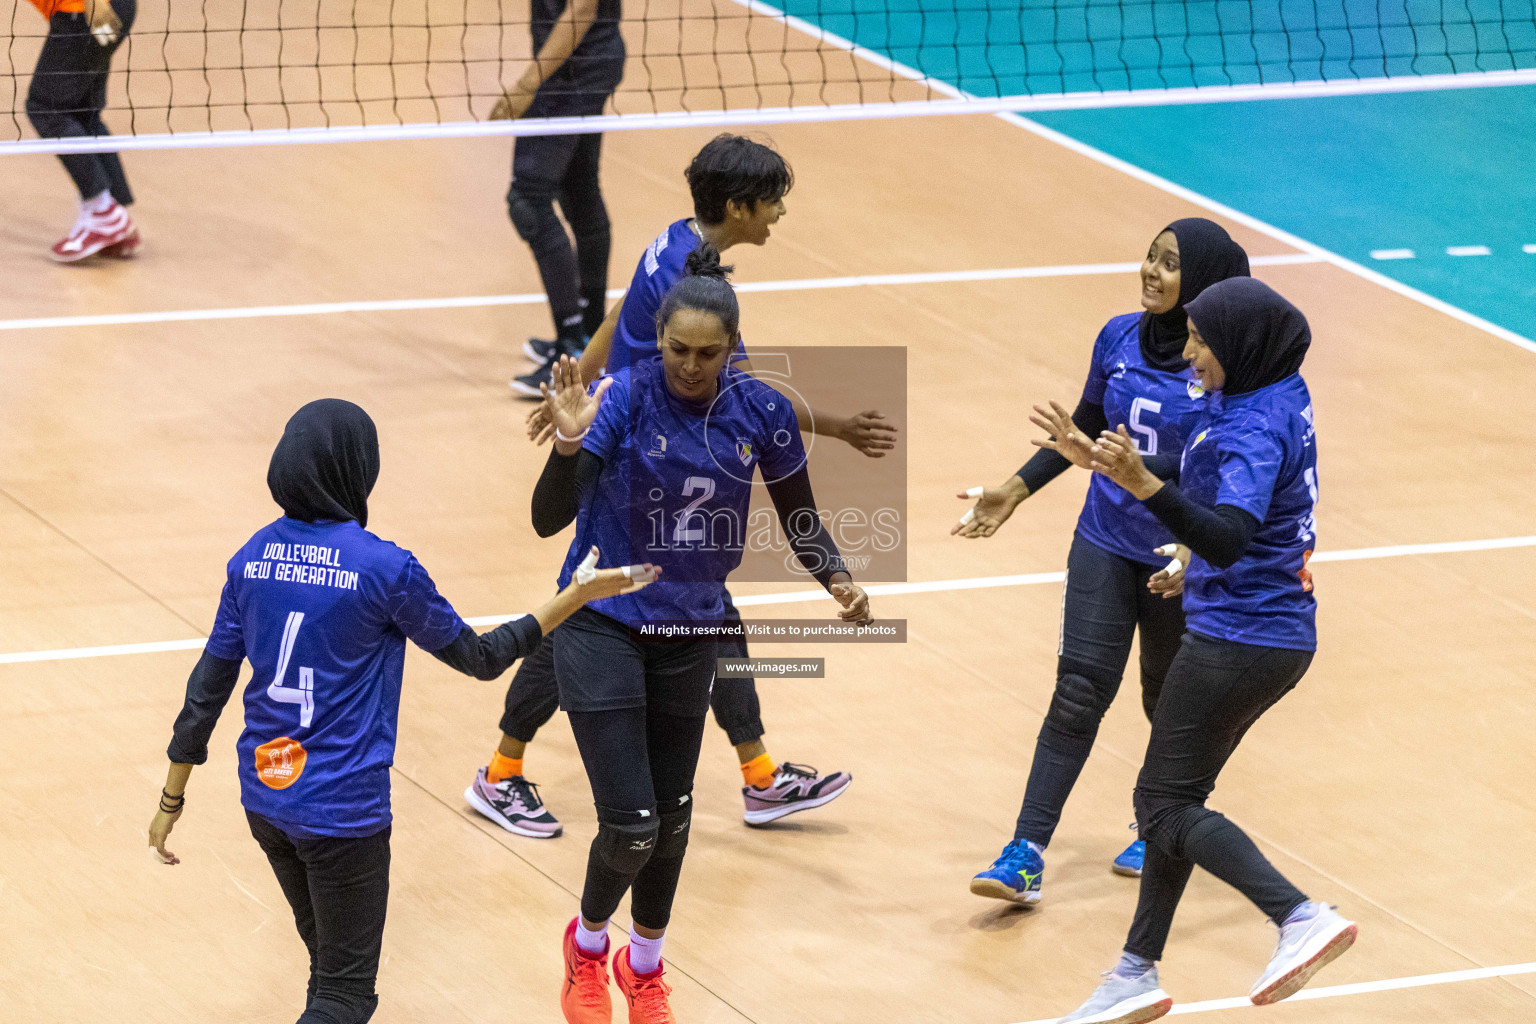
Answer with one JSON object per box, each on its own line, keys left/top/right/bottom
{"left": 0, "top": 254, "right": 1322, "bottom": 333}
{"left": 1010, "top": 960, "right": 1536, "bottom": 1024}
{"left": 730, "top": 0, "right": 1536, "bottom": 358}
{"left": 3, "top": 533, "right": 1531, "bottom": 666}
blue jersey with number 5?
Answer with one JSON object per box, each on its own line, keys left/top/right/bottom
{"left": 1076, "top": 313, "right": 1210, "bottom": 565}
{"left": 1178, "top": 373, "right": 1318, "bottom": 651}
{"left": 205, "top": 518, "right": 466, "bottom": 837}
{"left": 561, "top": 359, "right": 806, "bottom": 624}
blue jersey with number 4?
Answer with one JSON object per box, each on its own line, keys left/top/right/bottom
{"left": 1076, "top": 313, "right": 1210, "bottom": 565}
{"left": 205, "top": 518, "right": 466, "bottom": 837}
{"left": 560, "top": 359, "right": 806, "bottom": 624}
{"left": 1178, "top": 373, "right": 1319, "bottom": 651}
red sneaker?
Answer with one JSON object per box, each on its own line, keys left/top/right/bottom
{"left": 613, "top": 946, "right": 676, "bottom": 1024}
{"left": 101, "top": 226, "right": 142, "bottom": 258}
{"left": 50, "top": 203, "right": 133, "bottom": 263}
{"left": 561, "top": 918, "right": 613, "bottom": 1024}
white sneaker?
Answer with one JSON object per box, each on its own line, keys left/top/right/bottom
{"left": 1056, "top": 968, "right": 1172, "bottom": 1024}
{"left": 1249, "top": 903, "right": 1357, "bottom": 1005}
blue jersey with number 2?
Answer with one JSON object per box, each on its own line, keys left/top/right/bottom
{"left": 205, "top": 518, "right": 466, "bottom": 838}
{"left": 1076, "top": 313, "right": 1211, "bottom": 565}
{"left": 1178, "top": 373, "right": 1319, "bottom": 651}
{"left": 560, "top": 359, "right": 806, "bottom": 624}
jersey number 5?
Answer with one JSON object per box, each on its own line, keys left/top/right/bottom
{"left": 268, "top": 610, "right": 316, "bottom": 728}
{"left": 1129, "top": 398, "right": 1162, "bottom": 455}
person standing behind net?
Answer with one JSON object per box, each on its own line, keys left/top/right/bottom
{"left": 25, "top": 0, "right": 141, "bottom": 262}
{"left": 493, "top": 0, "right": 624, "bottom": 397}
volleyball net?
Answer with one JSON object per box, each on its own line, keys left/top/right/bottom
{"left": 3, "top": 0, "right": 1534, "bottom": 152}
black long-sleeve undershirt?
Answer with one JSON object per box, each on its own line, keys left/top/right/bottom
{"left": 166, "top": 615, "right": 542, "bottom": 765}
{"left": 531, "top": 446, "right": 849, "bottom": 590}
{"left": 430, "top": 615, "right": 542, "bottom": 680}
{"left": 165, "top": 650, "right": 243, "bottom": 765}
{"left": 1142, "top": 484, "right": 1260, "bottom": 569}
{"left": 1016, "top": 397, "right": 1108, "bottom": 494}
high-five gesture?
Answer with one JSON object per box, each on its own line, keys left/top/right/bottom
{"left": 1028, "top": 401, "right": 1096, "bottom": 470}
{"left": 542, "top": 354, "right": 611, "bottom": 454}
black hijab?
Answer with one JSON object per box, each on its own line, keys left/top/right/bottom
{"left": 1138, "top": 218, "right": 1251, "bottom": 372}
{"left": 267, "top": 399, "right": 380, "bottom": 528}
{"left": 1185, "top": 278, "right": 1311, "bottom": 396}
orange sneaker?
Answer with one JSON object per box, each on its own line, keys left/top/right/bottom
{"left": 613, "top": 946, "right": 676, "bottom": 1024}
{"left": 561, "top": 918, "right": 612, "bottom": 1024}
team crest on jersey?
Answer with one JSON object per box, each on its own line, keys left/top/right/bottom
{"left": 735, "top": 438, "right": 754, "bottom": 466}
{"left": 1187, "top": 380, "right": 1206, "bottom": 399}
{"left": 647, "top": 433, "right": 668, "bottom": 458}
{"left": 1189, "top": 429, "right": 1210, "bottom": 449}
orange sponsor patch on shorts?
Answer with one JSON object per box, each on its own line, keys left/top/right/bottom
{"left": 254, "top": 736, "right": 308, "bottom": 790}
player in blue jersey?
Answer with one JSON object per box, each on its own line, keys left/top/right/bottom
{"left": 470, "top": 135, "right": 895, "bottom": 840}
{"left": 954, "top": 220, "right": 1249, "bottom": 902}
{"left": 146, "top": 399, "right": 650, "bottom": 1024}
{"left": 1053, "top": 277, "right": 1354, "bottom": 1024}
{"left": 532, "top": 247, "right": 871, "bottom": 1023}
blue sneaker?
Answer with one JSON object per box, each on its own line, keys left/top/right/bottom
{"left": 1113, "top": 824, "right": 1145, "bottom": 877}
{"left": 970, "top": 839, "right": 1043, "bottom": 904}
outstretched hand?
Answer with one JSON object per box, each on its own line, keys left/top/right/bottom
{"left": 542, "top": 355, "right": 610, "bottom": 452}
{"left": 1028, "top": 401, "right": 1095, "bottom": 470}
{"left": 837, "top": 411, "right": 899, "bottom": 458}
{"left": 951, "top": 480, "right": 1026, "bottom": 538}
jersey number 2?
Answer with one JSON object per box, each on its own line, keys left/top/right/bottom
{"left": 268, "top": 610, "right": 315, "bottom": 728}
{"left": 674, "top": 476, "right": 716, "bottom": 544}
{"left": 1129, "top": 398, "right": 1162, "bottom": 455}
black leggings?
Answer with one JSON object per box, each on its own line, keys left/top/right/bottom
{"left": 26, "top": 0, "right": 136, "bottom": 203}
{"left": 554, "top": 608, "right": 715, "bottom": 930}
{"left": 508, "top": 102, "right": 611, "bottom": 342}
{"left": 1125, "top": 632, "right": 1312, "bottom": 961}
{"left": 501, "top": 591, "right": 764, "bottom": 748}
{"left": 247, "top": 812, "right": 391, "bottom": 1024}
{"left": 1013, "top": 534, "right": 1185, "bottom": 846}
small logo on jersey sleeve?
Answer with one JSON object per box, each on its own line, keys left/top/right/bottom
{"left": 647, "top": 433, "right": 668, "bottom": 458}
{"left": 1189, "top": 429, "right": 1210, "bottom": 449}
{"left": 1187, "top": 380, "right": 1206, "bottom": 399}
{"left": 735, "top": 438, "right": 755, "bottom": 466}
{"left": 254, "top": 736, "right": 308, "bottom": 789}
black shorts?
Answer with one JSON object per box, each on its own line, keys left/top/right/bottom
{"left": 553, "top": 607, "right": 715, "bottom": 716}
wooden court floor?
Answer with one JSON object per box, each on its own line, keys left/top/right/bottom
{"left": 2, "top": 111, "right": 1535, "bottom": 1024}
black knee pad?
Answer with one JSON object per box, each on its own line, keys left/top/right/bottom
{"left": 653, "top": 794, "right": 693, "bottom": 860}
{"left": 506, "top": 188, "right": 552, "bottom": 244}
{"left": 1045, "top": 671, "right": 1109, "bottom": 737}
{"left": 592, "top": 815, "right": 659, "bottom": 876}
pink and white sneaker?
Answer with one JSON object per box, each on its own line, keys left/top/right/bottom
{"left": 101, "top": 226, "right": 142, "bottom": 258}
{"left": 742, "top": 762, "right": 852, "bottom": 826}
{"left": 50, "top": 201, "right": 134, "bottom": 263}
{"left": 464, "top": 767, "right": 563, "bottom": 838}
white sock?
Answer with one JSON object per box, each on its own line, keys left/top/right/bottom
{"left": 574, "top": 919, "right": 608, "bottom": 956}
{"left": 83, "top": 190, "right": 115, "bottom": 216}
{"left": 627, "top": 930, "right": 664, "bottom": 974}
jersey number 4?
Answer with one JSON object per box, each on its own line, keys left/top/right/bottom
{"left": 268, "top": 610, "right": 316, "bottom": 728}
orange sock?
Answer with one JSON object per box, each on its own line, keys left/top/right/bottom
{"left": 740, "top": 753, "right": 777, "bottom": 789}
{"left": 487, "top": 751, "right": 524, "bottom": 784}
